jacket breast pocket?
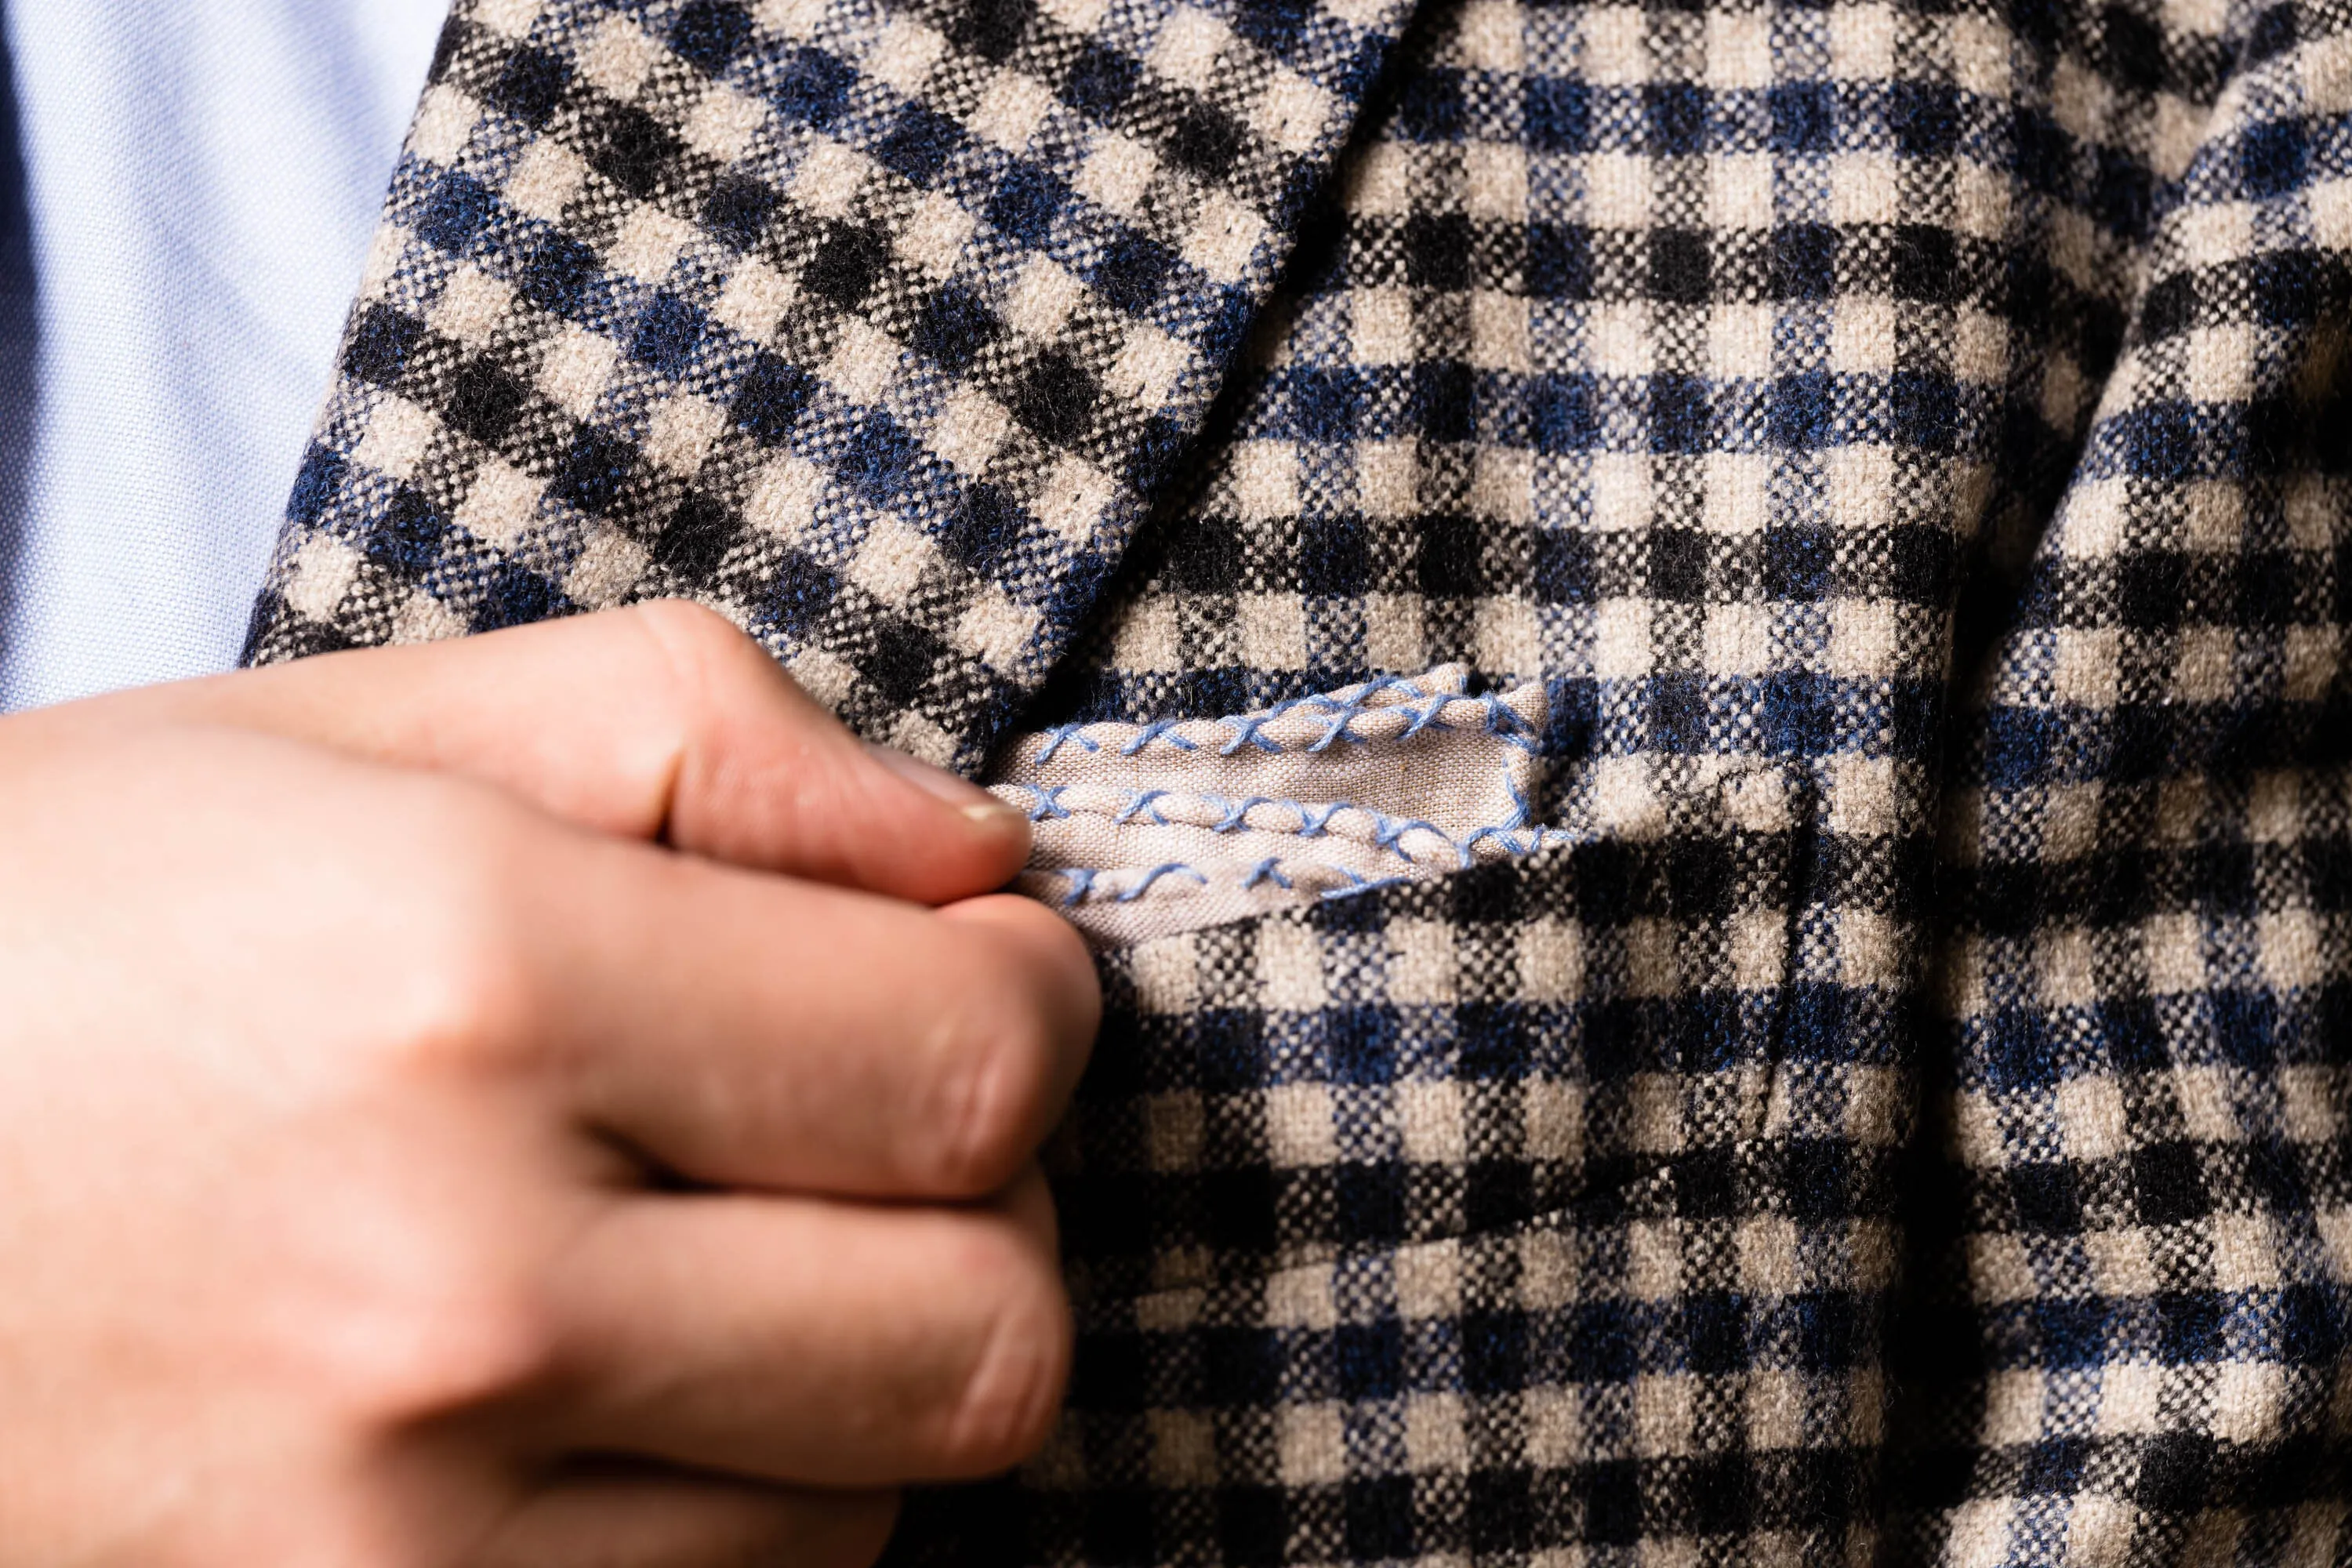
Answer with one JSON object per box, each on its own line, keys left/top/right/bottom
{"left": 984, "top": 670, "right": 1817, "bottom": 1294}
{"left": 888, "top": 679, "right": 1884, "bottom": 1566}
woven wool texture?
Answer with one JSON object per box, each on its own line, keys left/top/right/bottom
{"left": 245, "top": 0, "right": 2352, "bottom": 1561}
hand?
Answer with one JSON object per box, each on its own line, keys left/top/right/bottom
{"left": 0, "top": 603, "right": 1099, "bottom": 1567}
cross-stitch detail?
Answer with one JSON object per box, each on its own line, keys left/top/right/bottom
{"left": 1007, "top": 786, "right": 1499, "bottom": 865}
{"left": 989, "top": 665, "right": 1556, "bottom": 940}
{"left": 1028, "top": 682, "right": 1541, "bottom": 763}
{"left": 1019, "top": 808, "right": 1577, "bottom": 898}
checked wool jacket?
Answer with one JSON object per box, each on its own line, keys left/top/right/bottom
{"left": 245, "top": 0, "right": 2352, "bottom": 1559}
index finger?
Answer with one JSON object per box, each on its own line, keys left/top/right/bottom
{"left": 523, "top": 827, "right": 1099, "bottom": 1200}
{"left": 35, "top": 601, "right": 1029, "bottom": 906}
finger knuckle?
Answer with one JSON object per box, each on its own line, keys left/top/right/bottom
{"left": 375, "top": 1305, "right": 557, "bottom": 1427}
{"left": 630, "top": 597, "right": 746, "bottom": 658}
{"left": 625, "top": 599, "right": 794, "bottom": 769}
{"left": 982, "top": 897, "right": 1104, "bottom": 1040}
{"left": 379, "top": 926, "right": 539, "bottom": 1080}
{"left": 627, "top": 599, "right": 767, "bottom": 706}
{"left": 323, "top": 1236, "right": 562, "bottom": 1426}
{"left": 296, "top": 1506, "right": 446, "bottom": 1568}
{"left": 435, "top": 1287, "right": 564, "bottom": 1411}
{"left": 934, "top": 988, "right": 1060, "bottom": 1196}
{"left": 938, "top": 1233, "right": 1072, "bottom": 1474}
{"left": 368, "top": 826, "right": 545, "bottom": 1080}
{"left": 929, "top": 916, "right": 1092, "bottom": 1192}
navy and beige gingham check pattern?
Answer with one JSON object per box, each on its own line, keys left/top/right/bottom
{"left": 247, "top": 0, "right": 2352, "bottom": 1559}
{"left": 247, "top": 0, "right": 1416, "bottom": 767}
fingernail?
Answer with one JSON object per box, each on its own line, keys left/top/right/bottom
{"left": 865, "top": 742, "right": 1026, "bottom": 829}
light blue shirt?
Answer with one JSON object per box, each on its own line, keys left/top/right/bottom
{"left": 0, "top": 3, "right": 446, "bottom": 710}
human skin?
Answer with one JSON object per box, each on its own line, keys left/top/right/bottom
{"left": 0, "top": 601, "right": 1101, "bottom": 1567}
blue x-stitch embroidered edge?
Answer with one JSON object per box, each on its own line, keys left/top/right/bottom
{"left": 1029, "top": 688, "right": 1539, "bottom": 767}
{"left": 1005, "top": 785, "right": 1534, "bottom": 870}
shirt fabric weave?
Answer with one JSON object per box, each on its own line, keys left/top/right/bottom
{"left": 0, "top": 2, "right": 443, "bottom": 709}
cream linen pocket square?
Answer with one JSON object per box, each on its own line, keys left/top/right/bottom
{"left": 987, "top": 666, "right": 1560, "bottom": 945}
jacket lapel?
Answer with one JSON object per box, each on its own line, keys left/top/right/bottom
{"left": 244, "top": 0, "right": 1426, "bottom": 770}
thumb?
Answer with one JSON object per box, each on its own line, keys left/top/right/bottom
{"left": 50, "top": 601, "right": 1030, "bottom": 906}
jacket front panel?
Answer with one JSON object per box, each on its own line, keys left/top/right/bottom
{"left": 245, "top": 0, "right": 2352, "bottom": 1560}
